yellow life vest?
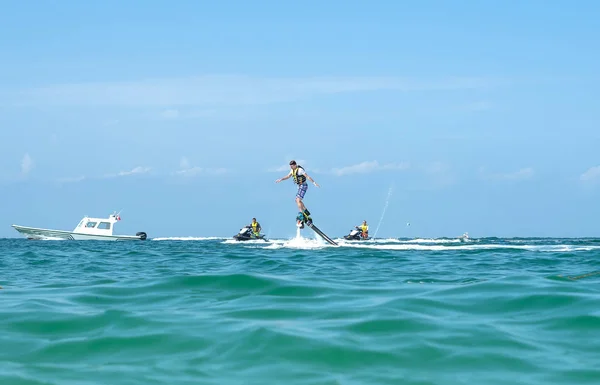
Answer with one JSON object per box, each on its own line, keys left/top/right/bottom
{"left": 360, "top": 224, "right": 368, "bottom": 232}
{"left": 251, "top": 222, "right": 259, "bottom": 232}
{"left": 292, "top": 166, "right": 307, "bottom": 184}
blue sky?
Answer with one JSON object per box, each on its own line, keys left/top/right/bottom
{"left": 1, "top": 0, "right": 599, "bottom": 239}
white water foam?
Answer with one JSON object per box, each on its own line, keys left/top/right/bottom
{"left": 153, "top": 233, "right": 600, "bottom": 253}
{"left": 222, "top": 238, "right": 274, "bottom": 245}
{"left": 332, "top": 242, "right": 600, "bottom": 253}
{"left": 398, "top": 238, "right": 465, "bottom": 244}
{"left": 260, "top": 226, "right": 333, "bottom": 250}
{"left": 152, "top": 236, "right": 226, "bottom": 241}
{"left": 330, "top": 237, "right": 467, "bottom": 244}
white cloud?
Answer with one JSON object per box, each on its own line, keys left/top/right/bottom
{"left": 478, "top": 167, "right": 534, "bottom": 181}
{"left": 175, "top": 157, "right": 228, "bottom": 176}
{"left": 424, "top": 161, "right": 448, "bottom": 174}
{"left": 54, "top": 162, "right": 231, "bottom": 183}
{"left": 511, "top": 168, "right": 534, "bottom": 179}
{"left": 160, "top": 109, "right": 179, "bottom": 119}
{"left": 330, "top": 160, "right": 410, "bottom": 176}
{"left": 269, "top": 164, "right": 293, "bottom": 173}
{"left": 267, "top": 159, "right": 308, "bottom": 173}
{"left": 580, "top": 166, "right": 600, "bottom": 182}
{"left": 101, "top": 166, "right": 151, "bottom": 178}
{"left": 55, "top": 167, "right": 150, "bottom": 183}
{"left": 175, "top": 167, "right": 228, "bottom": 176}
{"left": 269, "top": 159, "right": 410, "bottom": 176}
{"left": 117, "top": 166, "right": 151, "bottom": 176}
{"left": 56, "top": 176, "right": 86, "bottom": 183}
{"left": 8, "top": 75, "right": 500, "bottom": 107}
{"left": 21, "top": 153, "right": 33, "bottom": 175}
{"left": 175, "top": 167, "right": 201, "bottom": 176}
{"left": 103, "top": 119, "right": 120, "bottom": 126}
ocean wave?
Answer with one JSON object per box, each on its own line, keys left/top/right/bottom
{"left": 2, "top": 238, "right": 600, "bottom": 385}
{"left": 152, "top": 236, "right": 227, "bottom": 241}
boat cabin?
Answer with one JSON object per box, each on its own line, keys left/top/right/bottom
{"left": 73, "top": 213, "right": 121, "bottom": 236}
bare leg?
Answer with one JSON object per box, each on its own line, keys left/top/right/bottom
{"left": 296, "top": 197, "right": 306, "bottom": 212}
{"left": 295, "top": 183, "right": 311, "bottom": 226}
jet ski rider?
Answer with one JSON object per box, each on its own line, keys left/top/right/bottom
{"left": 358, "top": 220, "right": 368, "bottom": 239}
{"left": 249, "top": 218, "right": 261, "bottom": 237}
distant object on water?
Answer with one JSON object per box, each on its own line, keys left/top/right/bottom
{"left": 11, "top": 212, "right": 147, "bottom": 241}
{"left": 343, "top": 227, "right": 370, "bottom": 241}
{"left": 233, "top": 226, "right": 267, "bottom": 242}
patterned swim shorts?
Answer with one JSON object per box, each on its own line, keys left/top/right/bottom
{"left": 296, "top": 182, "right": 308, "bottom": 199}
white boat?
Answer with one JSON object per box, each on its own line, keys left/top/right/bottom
{"left": 11, "top": 212, "right": 147, "bottom": 241}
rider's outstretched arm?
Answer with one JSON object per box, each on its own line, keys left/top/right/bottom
{"left": 276, "top": 172, "right": 292, "bottom": 183}
{"left": 304, "top": 172, "right": 319, "bottom": 187}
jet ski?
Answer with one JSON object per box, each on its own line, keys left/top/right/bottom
{"left": 233, "top": 226, "right": 267, "bottom": 241}
{"left": 343, "top": 227, "right": 370, "bottom": 241}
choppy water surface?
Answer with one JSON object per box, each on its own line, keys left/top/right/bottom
{"left": 1, "top": 235, "right": 600, "bottom": 384}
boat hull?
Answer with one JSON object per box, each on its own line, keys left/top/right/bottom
{"left": 11, "top": 225, "right": 145, "bottom": 241}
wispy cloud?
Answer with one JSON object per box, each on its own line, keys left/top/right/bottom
{"left": 21, "top": 153, "right": 33, "bottom": 175}
{"left": 424, "top": 161, "right": 448, "bottom": 174}
{"left": 330, "top": 160, "right": 410, "bottom": 176}
{"left": 268, "top": 159, "right": 411, "bottom": 176}
{"left": 116, "top": 166, "right": 151, "bottom": 177}
{"left": 502, "top": 167, "right": 535, "bottom": 180}
{"left": 103, "top": 119, "right": 120, "bottom": 126}
{"left": 174, "top": 156, "right": 229, "bottom": 176}
{"left": 56, "top": 175, "right": 86, "bottom": 183}
{"left": 175, "top": 167, "right": 229, "bottom": 176}
{"left": 580, "top": 166, "right": 600, "bottom": 182}
{"left": 7, "top": 74, "right": 500, "bottom": 108}
{"left": 160, "top": 109, "right": 179, "bottom": 119}
{"left": 478, "top": 166, "right": 534, "bottom": 181}
{"left": 57, "top": 166, "right": 151, "bottom": 183}
{"left": 267, "top": 159, "right": 309, "bottom": 173}
{"left": 104, "top": 166, "right": 151, "bottom": 178}
{"left": 54, "top": 161, "right": 233, "bottom": 183}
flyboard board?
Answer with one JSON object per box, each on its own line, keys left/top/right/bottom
{"left": 306, "top": 222, "right": 337, "bottom": 246}
{"left": 296, "top": 209, "right": 337, "bottom": 246}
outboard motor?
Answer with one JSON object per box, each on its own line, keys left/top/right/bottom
{"left": 136, "top": 231, "right": 147, "bottom": 240}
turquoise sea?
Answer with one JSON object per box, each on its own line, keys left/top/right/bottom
{"left": 1, "top": 233, "right": 600, "bottom": 385}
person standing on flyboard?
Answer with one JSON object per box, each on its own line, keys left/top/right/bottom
{"left": 275, "top": 160, "right": 320, "bottom": 228}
